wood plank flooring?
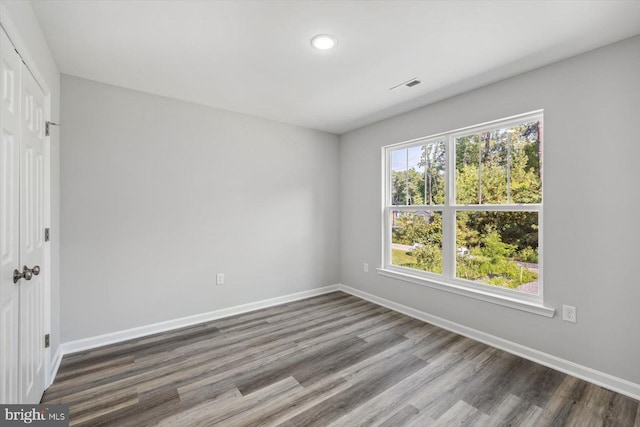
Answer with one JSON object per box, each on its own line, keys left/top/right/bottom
{"left": 42, "top": 292, "right": 640, "bottom": 426}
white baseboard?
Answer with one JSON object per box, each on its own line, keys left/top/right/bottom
{"left": 61, "top": 285, "right": 340, "bottom": 356}
{"left": 337, "top": 284, "right": 640, "bottom": 401}
{"left": 54, "top": 282, "right": 640, "bottom": 401}
{"left": 48, "top": 346, "right": 62, "bottom": 387}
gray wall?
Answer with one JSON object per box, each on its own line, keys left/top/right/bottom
{"left": 2, "top": 0, "right": 61, "bottom": 358}
{"left": 61, "top": 75, "right": 340, "bottom": 342}
{"left": 339, "top": 35, "right": 640, "bottom": 384}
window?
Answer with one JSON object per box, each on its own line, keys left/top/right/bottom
{"left": 382, "top": 111, "right": 544, "bottom": 308}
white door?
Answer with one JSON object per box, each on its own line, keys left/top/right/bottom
{"left": 19, "top": 59, "right": 46, "bottom": 404}
{"left": 0, "top": 27, "right": 47, "bottom": 404}
{"left": 0, "top": 26, "right": 22, "bottom": 405}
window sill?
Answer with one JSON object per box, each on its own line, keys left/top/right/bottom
{"left": 376, "top": 268, "right": 555, "bottom": 318}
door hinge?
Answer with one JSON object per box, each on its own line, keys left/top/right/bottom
{"left": 45, "top": 228, "right": 50, "bottom": 242}
{"left": 45, "top": 121, "right": 60, "bottom": 137}
{"left": 45, "top": 334, "right": 50, "bottom": 348}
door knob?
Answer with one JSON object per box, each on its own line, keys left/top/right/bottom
{"left": 13, "top": 267, "right": 30, "bottom": 283}
{"left": 12, "top": 265, "right": 39, "bottom": 283}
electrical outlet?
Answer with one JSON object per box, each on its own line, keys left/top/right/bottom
{"left": 216, "top": 273, "right": 224, "bottom": 285}
{"left": 562, "top": 305, "right": 576, "bottom": 323}
{"left": 363, "top": 263, "right": 369, "bottom": 273}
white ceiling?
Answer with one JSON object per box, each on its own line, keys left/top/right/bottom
{"left": 31, "top": 0, "right": 640, "bottom": 134}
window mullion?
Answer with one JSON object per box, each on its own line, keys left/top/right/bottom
{"left": 424, "top": 145, "right": 428, "bottom": 206}
{"left": 507, "top": 131, "right": 511, "bottom": 204}
{"left": 442, "top": 206, "right": 454, "bottom": 281}
{"left": 478, "top": 133, "right": 483, "bottom": 205}
{"left": 443, "top": 135, "right": 455, "bottom": 280}
{"left": 405, "top": 148, "right": 409, "bottom": 205}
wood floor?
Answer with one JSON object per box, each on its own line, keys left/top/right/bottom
{"left": 42, "top": 292, "right": 640, "bottom": 426}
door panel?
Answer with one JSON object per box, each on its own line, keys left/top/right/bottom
{"left": 0, "top": 27, "right": 21, "bottom": 405}
{"left": 20, "top": 61, "right": 46, "bottom": 404}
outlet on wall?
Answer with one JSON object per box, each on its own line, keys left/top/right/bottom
{"left": 216, "top": 273, "right": 224, "bottom": 285}
{"left": 363, "top": 263, "right": 369, "bottom": 273}
{"left": 562, "top": 305, "right": 576, "bottom": 323}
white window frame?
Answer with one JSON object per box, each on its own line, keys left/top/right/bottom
{"left": 379, "top": 110, "right": 554, "bottom": 317}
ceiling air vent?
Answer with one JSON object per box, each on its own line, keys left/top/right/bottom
{"left": 390, "top": 78, "right": 422, "bottom": 91}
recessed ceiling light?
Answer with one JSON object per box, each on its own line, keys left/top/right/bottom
{"left": 311, "top": 34, "right": 337, "bottom": 51}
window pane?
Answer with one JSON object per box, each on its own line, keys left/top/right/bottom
{"left": 480, "top": 130, "right": 508, "bottom": 204}
{"left": 391, "top": 210, "right": 442, "bottom": 274}
{"left": 455, "top": 121, "right": 542, "bottom": 205}
{"left": 391, "top": 148, "right": 408, "bottom": 205}
{"left": 392, "top": 146, "right": 429, "bottom": 206}
{"left": 456, "top": 211, "right": 539, "bottom": 295}
{"left": 510, "top": 121, "right": 542, "bottom": 204}
{"left": 423, "top": 140, "right": 446, "bottom": 205}
{"left": 455, "top": 134, "right": 480, "bottom": 204}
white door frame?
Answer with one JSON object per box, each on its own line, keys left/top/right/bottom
{"left": 0, "top": 4, "right": 53, "bottom": 389}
